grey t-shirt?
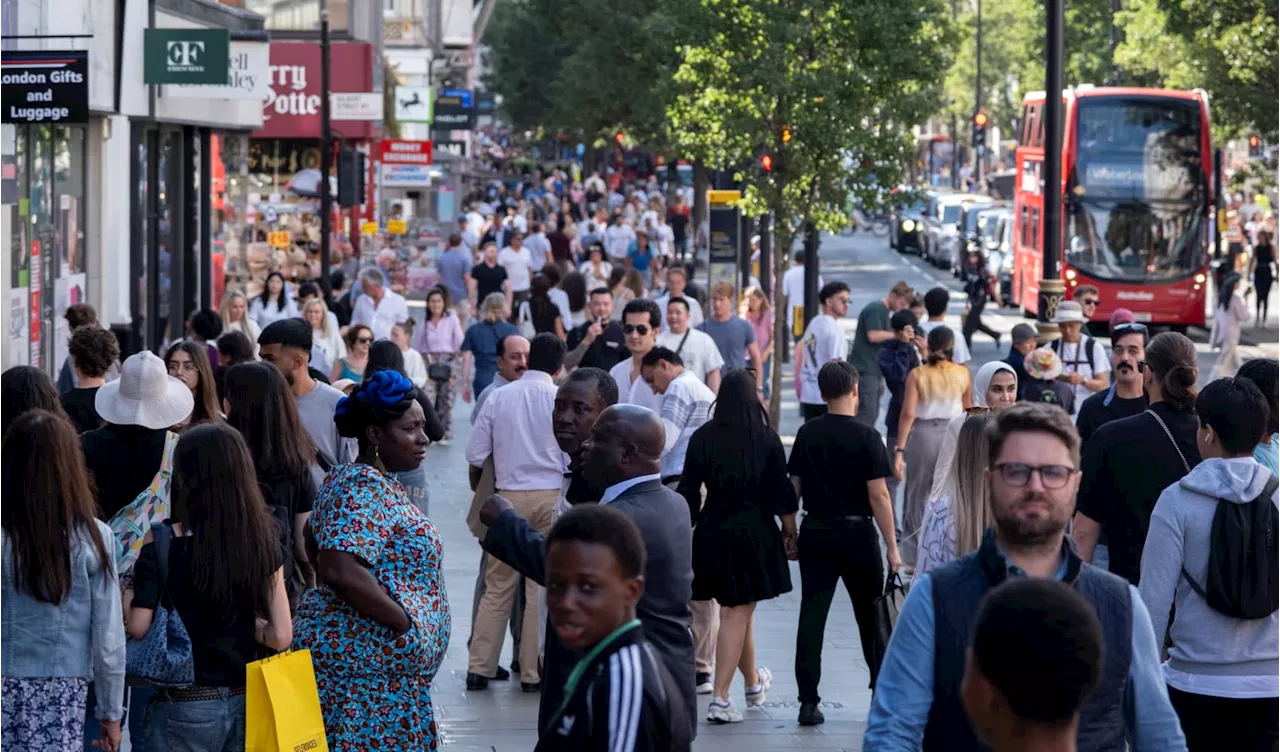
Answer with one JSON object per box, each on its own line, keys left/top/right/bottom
{"left": 297, "top": 381, "right": 357, "bottom": 489}
{"left": 699, "top": 316, "right": 755, "bottom": 371}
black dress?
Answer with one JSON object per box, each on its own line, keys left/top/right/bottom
{"left": 1254, "top": 241, "right": 1275, "bottom": 302}
{"left": 678, "top": 422, "right": 797, "bottom": 606}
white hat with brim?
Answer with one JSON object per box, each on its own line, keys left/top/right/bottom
{"left": 1051, "top": 300, "right": 1088, "bottom": 324}
{"left": 95, "top": 351, "right": 195, "bottom": 430}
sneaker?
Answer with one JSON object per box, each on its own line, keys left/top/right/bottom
{"left": 707, "top": 698, "right": 743, "bottom": 724}
{"left": 798, "top": 701, "right": 825, "bottom": 726}
{"left": 744, "top": 666, "right": 772, "bottom": 707}
{"left": 695, "top": 671, "right": 713, "bottom": 694}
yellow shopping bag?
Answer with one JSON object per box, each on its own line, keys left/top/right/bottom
{"left": 246, "top": 649, "right": 329, "bottom": 752}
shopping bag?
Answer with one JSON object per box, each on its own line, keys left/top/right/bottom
{"left": 867, "top": 572, "right": 907, "bottom": 688}
{"left": 245, "top": 649, "right": 329, "bottom": 752}
{"left": 109, "top": 431, "right": 179, "bottom": 579}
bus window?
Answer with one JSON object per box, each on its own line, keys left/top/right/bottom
{"left": 1020, "top": 105, "right": 1033, "bottom": 145}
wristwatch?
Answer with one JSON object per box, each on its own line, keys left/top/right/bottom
{"left": 894, "top": 447, "right": 905, "bottom": 454}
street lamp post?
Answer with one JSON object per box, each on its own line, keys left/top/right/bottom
{"left": 319, "top": 0, "right": 333, "bottom": 284}
{"left": 1037, "top": 0, "right": 1065, "bottom": 343}
{"left": 974, "top": 0, "right": 983, "bottom": 186}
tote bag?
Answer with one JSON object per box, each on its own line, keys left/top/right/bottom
{"left": 109, "top": 431, "right": 180, "bottom": 579}
{"left": 867, "top": 572, "right": 906, "bottom": 688}
{"left": 246, "top": 649, "right": 329, "bottom": 752}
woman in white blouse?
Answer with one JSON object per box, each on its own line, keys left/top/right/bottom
{"left": 220, "top": 290, "right": 261, "bottom": 350}
{"left": 303, "top": 298, "right": 345, "bottom": 367}
{"left": 249, "top": 272, "right": 298, "bottom": 329}
{"left": 578, "top": 242, "right": 613, "bottom": 290}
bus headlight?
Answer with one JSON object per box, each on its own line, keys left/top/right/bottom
{"left": 1065, "top": 269, "right": 1077, "bottom": 280}
{"left": 901, "top": 219, "right": 916, "bottom": 233}
{"left": 1194, "top": 273, "right": 1206, "bottom": 284}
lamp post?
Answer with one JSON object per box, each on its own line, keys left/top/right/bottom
{"left": 319, "top": 0, "right": 333, "bottom": 283}
{"left": 1037, "top": 0, "right": 1065, "bottom": 343}
{"left": 974, "top": 0, "right": 983, "bottom": 186}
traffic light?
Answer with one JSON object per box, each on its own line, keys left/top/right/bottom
{"left": 1249, "top": 134, "right": 1262, "bottom": 158}
{"left": 337, "top": 150, "right": 365, "bottom": 208}
{"left": 971, "top": 111, "right": 989, "bottom": 149}
{"left": 781, "top": 125, "right": 792, "bottom": 144}
{"left": 760, "top": 154, "right": 773, "bottom": 172}
{"left": 614, "top": 131, "right": 625, "bottom": 144}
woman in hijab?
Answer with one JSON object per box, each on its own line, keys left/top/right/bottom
{"left": 928, "top": 360, "right": 1019, "bottom": 501}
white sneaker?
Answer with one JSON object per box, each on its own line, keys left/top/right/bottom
{"left": 707, "top": 698, "right": 743, "bottom": 723}
{"left": 744, "top": 666, "right": 772, "bottom": 707}
{"left": 695, "top": 671, "right": 713, "bottom": 694}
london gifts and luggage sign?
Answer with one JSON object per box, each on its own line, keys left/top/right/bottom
{"left": 2, "top": 50, "right": 89, "bottom": 124}
{"left": 144, "top": 29, "right": 230, "bottom": 85}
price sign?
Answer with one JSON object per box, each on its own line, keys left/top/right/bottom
{"left": 360, "top": 221, "right": 378, "bottom": 235}
{"left": 386, "top": 219, "right": 407, "bottom": 235}
{"left": 268, "top": 231, "right": 292, "bottom": 248}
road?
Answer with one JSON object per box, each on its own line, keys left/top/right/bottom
{"left": 428, "top": 230, "right": 1277, "bottom": 751}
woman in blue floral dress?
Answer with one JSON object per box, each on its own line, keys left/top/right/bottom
{"left": 292, "top": 370, "right": 451, "bottom": 750}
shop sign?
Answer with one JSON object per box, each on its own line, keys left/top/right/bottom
{"left": 1, "top": 50, "right": 89, "bottom": 124}
{"left": 394, "top": 86, "right": 432, "bottom": 123}
{"left": 168, "top": 41, "right": 267, "bottom": 100}
{"left": 386, "top": 219, "right": 407, "bottom": 235}
{"left": 255, "top": 42, "right": 375, "bottom": 140}
{"left": 144, "top": 29, "right": 231, "bottom": 85}
{"left": 476, "top": 91, "right": 496, "bottom": 115}
{"left": 360, "top": 221, "right": 378, "bottom": 235}
{"left": 28, "top": 239, "right": 41, "bottom": 366}
{"left": 379, "top": 139, "right": 432, "bottom": 187}
{"left": 433, "top": 88, "right": 474, "bottom": 131}
{"left": 331, "top": 92, "right": 383, "bottom": 121}
{"left": 268, "top": 230, "right": 292, "bottom": 248}
{"left": 433, "top": 139, "right": 467, "bottom": 158}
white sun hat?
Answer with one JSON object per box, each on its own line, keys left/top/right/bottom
{"left": 95, "top": 351, "right": 195, "bottom": 430}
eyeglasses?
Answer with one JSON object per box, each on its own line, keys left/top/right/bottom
{"left": 1080, "top": 298, "right": 1100, "bottom": 307}
{"left": 167, "top": 360, "right": 198, "bottom": 375}
{"left": 623, "top": 324, "right": 650, "bottom": 336}
{"left": 993, "top": 462, "right": 1076, "bottom": 489}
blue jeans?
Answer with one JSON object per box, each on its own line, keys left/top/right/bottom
{"left": 142, "top": 691, "right": 245, "bottom": 752}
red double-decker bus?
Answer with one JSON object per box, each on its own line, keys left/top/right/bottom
{"left": 1012, "top": 86, "right": 1214, "bottom": 327}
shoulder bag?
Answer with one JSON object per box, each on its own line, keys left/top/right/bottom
{"left": 109, "top": 431, "right": 180, "bottom": 579}
{"left": 125, "top": 524, "right": 195, "bottom": 687}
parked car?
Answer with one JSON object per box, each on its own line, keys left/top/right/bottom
{"left": 925, "top": 194, "right": 991, "bottom": 269}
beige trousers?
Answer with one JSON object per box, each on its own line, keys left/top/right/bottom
{"left": 692, "top": 599, "right": 720, "bottom": 674}
{"left": 468, "top": 488, "right": 559, "bottom": 683}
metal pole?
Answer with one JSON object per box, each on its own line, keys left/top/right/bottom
{"left": 974, "top": 0, "right": 983, "bottom": 186}
{"left": 803, "top": 224, "right": 820, "bottom": 328}
{"left": 1037, "top": 0, "right": 1065, "bottom": 341}
{"left": 1212, "top": 147, "right": 1223, "bottom": 258}
{"left": 759, "top": 213, "right": 773, "bottom": 299}
{"left": 319, "top": 0, "right": 333, "bottom": 284}
{"left": 950, "top": 0, "right": 959, "bottom": 189}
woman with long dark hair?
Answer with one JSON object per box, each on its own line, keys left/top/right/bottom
{"left": 1, "top": 365, "right": 68, "bottom": 436}
{"left": 249, "top": 271, "right": 298, "bottom": 329}
{"left": 559, "top": 270, "right": 588, "bottom": 329}
{"left": 414, "top": 286, "right": 464, "bottom": 443}
{"left": 125, "top": 423, "right": 292, "bottom": 750}
{"left": 293, "top": 370, "right": 451, "bottom": 750}
{"left": 1211, "top": 272, "right": 1250, "bottom": 378}
{"left": 1249, "top": 229, "right": 1275, "bottom": 325}
{"left": 224, "top": 362, "right": 318, "bottom": 601}
{"left": 2, "top": 410, "right": 125, "bottom": 752}
{"left": 164, "top": 340, "right": 222, "bottom": 426}
{"left": 678, "top": 368, "right": 797, "bottom": 723}
{"left": 365, "top": 340, "right": 444, "bottom": 514}
{"left": 517, "top": 274, "right": 565, "bottom": 339}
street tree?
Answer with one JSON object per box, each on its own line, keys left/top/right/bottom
{"left": 665, "top": 0, "right": 954, "bottom": 426}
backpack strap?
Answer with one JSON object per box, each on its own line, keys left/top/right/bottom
{"left": 1180, "top": 474, "right": 1278, "bottom": 601}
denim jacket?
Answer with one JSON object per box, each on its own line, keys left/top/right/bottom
{"left": 2, "top": 520, "right": 126, "bottom": 721}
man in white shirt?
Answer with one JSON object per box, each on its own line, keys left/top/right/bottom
{"left": 609, "top": 298, "right": 665, "bottom": 413}
{"left": 781, "top": 250, "right": 824, "bottom": 335}
{"left": 796, "top": 281, "right": 852, "bottom": 422}
{"left": 523, "top": 221, "right": 552, "bottom": 271}
{"left": 499, "top": 233, "right": 535, "bottom": 305}
{"left": 466, "top": 333, "right": 568, "bottom": 690}
{"left": 349, "top": 266, "right": 410, "bottom": 340}
{"left": 1049, "top": 300, "right": 1111, "bottom": 414}
{"left": 653, "top": 266, "right": 704, "bottom": 329}
{"left": 656, "top": 297, "right": 723, "bottom": 392}
{"left": 604, "top": 213, "right": 637, "bottom": 263}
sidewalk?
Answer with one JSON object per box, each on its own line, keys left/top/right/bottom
{"left": 427, "top": 398, "right": 874, "bottom": 751}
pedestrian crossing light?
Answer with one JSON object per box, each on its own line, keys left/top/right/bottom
{"left": 760, "top": 154, "right": 773, "bottom": 172}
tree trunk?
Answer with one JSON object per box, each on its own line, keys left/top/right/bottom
{"left": 768, "top": 222, "right": 797, "bottom": 429}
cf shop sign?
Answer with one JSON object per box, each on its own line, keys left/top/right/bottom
{"left": 144, "top": 29, "right": 230, "bottom": 85}
{"left": 252, "top": 42, "right": 375, "bottom": 140}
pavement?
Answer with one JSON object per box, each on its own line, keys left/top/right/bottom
{"left": 426, "top": 230, "right": 1277, "bottom": 750}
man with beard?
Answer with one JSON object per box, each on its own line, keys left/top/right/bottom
{"left": 863, "top": 403, "right": 1185, "bottom": 752}
{"left": 480, "top": 405, "right": 697, "bottom": 740}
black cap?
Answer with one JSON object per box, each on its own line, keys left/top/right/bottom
{"left": 259, "top": 318, "right": 312, "bottom": 352}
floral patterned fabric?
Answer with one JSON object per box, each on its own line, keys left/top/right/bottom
{"left": 292, "top": 463, "right": 451, "bottom": 751}
{"left": 915, "top": 495, "right": 958, "bottom": 576}
{"left": 1, "top": 676, "right": 89, "bottom": 751}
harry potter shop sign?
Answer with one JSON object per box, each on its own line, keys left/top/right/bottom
{"left": 2, "top": 50, "right": 89, "bottom": 124}
{"left": 144, "top": 29, "right": 230, "bottom": 85}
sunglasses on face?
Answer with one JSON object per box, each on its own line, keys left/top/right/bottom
{"left": 357, "top": 337, "right": 373, "bottom": 345}
{"left": 623, "top": 324, "right": 650, "bottom": 336}
{"left": 994, "top": 462, "right": 1076, "bottom": 489}
{"left": 1080, "top": 298, "right": 1100, "bottom": 306}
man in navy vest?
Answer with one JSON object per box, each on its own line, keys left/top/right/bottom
{"left": 863, "top": 403, "right": 1186, "bottom": 752}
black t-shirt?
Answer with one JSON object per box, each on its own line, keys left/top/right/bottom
{"left": 1076, "top": 402, "right": 1200, "bottom": 585}
{"left": 132, "top": 534, "right": 286, "bottom": 686}
{"left": 566, "top": 320, "right": 628, "bottom": 371}
{"left": 668, "top": 208, "right": 690, "bottom": 241}
{"left": 470, "top": 262, "right": 508, "bottom": 302}
{"left": 1075, "top": 388, "right": 1147, "bottom": 444}
{"left": 787, "top": 414, "right": 891, "bottom": 517}
{"left": 60, "top": 387, "right": 102, "bottom": 434}
{"left": 82, "top": 424, "right": 169, "bottom": 520}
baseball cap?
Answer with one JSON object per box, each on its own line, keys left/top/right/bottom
{"left": 1109, "top": 308, "right": 1135, "bottom": 330}
{"left": 1010, "top": 323, "right": 1038, "bottom": 344}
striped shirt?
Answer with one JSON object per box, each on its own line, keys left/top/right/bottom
{"left": 658, "top": 370, "right": 715, "bottom": 479}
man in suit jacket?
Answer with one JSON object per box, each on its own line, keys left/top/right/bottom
{"left": 481, "top": 404, "right": 697, "bottom": 739}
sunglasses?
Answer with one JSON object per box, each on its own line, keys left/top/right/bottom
{"left": 993, "top": 462, "right": 1076, "bottom": 489}
{"left": 357, "top": 337, "right": 374, "bottom": 345}
{"left": 1113, "top": 322, "right": 1148, "bottom": 337}
{"left": 1080, "top": 298, "right": 1100, "bottom": 306}
{"left": 623, "top": 324, "right": 651, "bottom": 336}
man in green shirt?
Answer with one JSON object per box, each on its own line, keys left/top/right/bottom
{"left": 847, "top": 280, "right": 913, "bottom": 429}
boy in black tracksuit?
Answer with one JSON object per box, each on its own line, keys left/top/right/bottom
{"left": 536, "top": 505, "right": 691, "bottom": 752}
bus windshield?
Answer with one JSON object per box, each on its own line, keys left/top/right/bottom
{"left": 1065, "top": 97, "right": 1207, "bottom": 280}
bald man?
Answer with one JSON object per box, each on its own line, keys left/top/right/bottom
{"left": 480, "top": 405, "right": 697, "bottom": 739}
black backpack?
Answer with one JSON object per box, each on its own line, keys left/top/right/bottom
{"left": 1181, "top": 475, "right": 1279, "bottom": 620}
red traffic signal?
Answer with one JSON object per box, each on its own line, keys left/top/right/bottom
{"left": 614, "top": 131, "right": 625, "bottom": 144}
{"left": 760, "top": 154, "right": 773, "bottom": 172}
{"left": 973, "top": 111, "right": 989, "bottom": 128}
{"left": 1249, "top": 135, "right": 1261, "bottom": 148}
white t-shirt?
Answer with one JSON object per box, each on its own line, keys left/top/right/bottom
{"left": 609, "top": 357, "right": 664, "bottom": 413}
{"left": 781, "top": 265, "right": 824, "bottom": 327}
{"left": 919, "top": 319, "right": 972, "bottom": 366}
{"left": 1053, "top": 337, "right": 1111, "bottom": 412}
{"left": 654, "top": 224, "right": 676, "bottom": 258}
{"left": 656, "top": 329, "right": 724, "bottom": 384}
{"left": 604, "top": 224, "right": 636, "bottom": 261}
{"left": 798, "top": 314, "right": 849, "bottom": 405}
{"left": 499, "top": 246, "right": 534, "bottom": 292}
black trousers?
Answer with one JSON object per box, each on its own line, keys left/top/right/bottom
{"left": 1169, "top": 686, "right": 1279, "bottom": 752}
{"left": 795, "top": 516, "right": 885, "bottom": 702}
{"left": 963, "top": 298, "right": 999, "bottom": 348}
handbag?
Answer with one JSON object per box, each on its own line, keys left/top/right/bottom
{"left": 125, "top": 524, "right": 195, "bottom": 687}
{"left": 867, "top": 572, "right": 906, "bottom": 688}
{"left": 427, "top": 359, "right": 453, "bottom": 382}
{"left": 245, "top": 649, "right": 330, "bottom": 752}
{"left": 109, "top": 431, "right": 180, "bottom": 579}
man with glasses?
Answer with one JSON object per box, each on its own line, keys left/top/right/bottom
{"left": 864, "top": 403, "right": 1186, "bottom": 751}
{"left": 1075, "top": 285, "right": 1101, "bottom": 322}
{"left": 610, "top": 298, "right": 665, "bottom": 412}
{"left": 796, "top": 281, "right": 852, "bottom": 423}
